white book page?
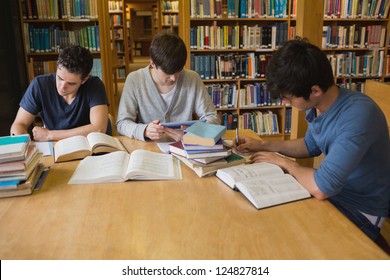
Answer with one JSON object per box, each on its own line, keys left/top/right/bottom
{"left": 55, "top": 135, "right": 91, "bottom": 157}
{"left": 236, "top": 174, "right": 310, "bottom": 209}
{"left": 34, "top": 141, "right": 53, "bottom": 156}
{"left": 126, "top": 150, "right": 176, "bottom": 179}
{"left": 86, "top": 132, "right": 122, "bottom": 150}
{"left": 68, "top": 151, "right": 129, "bottom": 184}
{"left": 217, "top": 162, "right": 284, "bottom": 188}
{"left": 0, "top": 143, "right": 25, "bottom": 155}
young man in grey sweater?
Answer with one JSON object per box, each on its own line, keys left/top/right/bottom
{"left": 116, "top": 31, "right": 219, "bottom": 141}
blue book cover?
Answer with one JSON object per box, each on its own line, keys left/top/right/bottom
{"left": 183, "top": 121, "right": 227, "bottom": 146}
{"left": 0, "top": 135, "right": 30, "bottom": 162}
{"left": 0, "top": 135, "right": 29, "bottom": 146}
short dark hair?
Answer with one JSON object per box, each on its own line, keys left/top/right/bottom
{"left": 57, "top": 45, "right": 93, "bottom": 80}
{"left": 266, "top": 38, "right": 335, "bottom": 100}
{"left": 149, "top": 31, "right": 187, "bottom": 75}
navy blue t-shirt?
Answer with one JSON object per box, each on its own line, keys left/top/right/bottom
{"left": 20, "top": 74, "right": 109, "bottom": 131}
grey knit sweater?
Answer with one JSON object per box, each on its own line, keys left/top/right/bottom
{"left": 116, "top": 66, "right": 219, "bottom": 141}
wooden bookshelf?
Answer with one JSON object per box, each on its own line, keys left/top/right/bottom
{"left": 108, "top": 0, "right": 129, "bottom": 82}
{"left": 158, "top": 0, "right": 180, "bottom": 34}
{"left": 18, "top": 0, "right": 117, "bottom": 117}
{"left": 181, "top": 0, "right": 295, "bottom": 140}
{"left": 322, "top": 0, "right": 390, "bottom": 93}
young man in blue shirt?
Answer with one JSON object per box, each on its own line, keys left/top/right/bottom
{"left": 236, "top": 38, "right": 390, "bottom": 241}
{"left": 11, "top": 45, "right": 110, "bottom": 141}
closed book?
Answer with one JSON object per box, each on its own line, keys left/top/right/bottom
{"left": 182, "top": 139, "right": 224, "bottom": 151}
{"left": 183, "top": 121, "right": 227, "bottom": 146}
{"left": 0, "top": 163, "right": 45, "bottom": 199}
{"left": 173, "top": 153, "right": 246, "bottom": 177}
{"left": 169, "top": 141, "right": 231, "bottom": 159}
{"left": 0, "top": 134, "right": 31, "bottom": 164}
{"left": 0, "top": 144, "right": 38, "bottom": 173}
{"left": 0, "top": 151, "right": 42, "bottom": 182}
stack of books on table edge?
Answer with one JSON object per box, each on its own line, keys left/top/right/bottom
{"left": 0, "top": 135, "right": 45, "bottom": 198}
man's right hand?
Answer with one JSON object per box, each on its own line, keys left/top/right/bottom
{"left": 144, "top": 120, "right": 165, "bottom": 140}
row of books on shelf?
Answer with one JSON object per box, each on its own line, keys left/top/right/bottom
{"left": 238, "top": 110, "right": 281, "bottom": 135}
{"left": 110, "top": 14, "right": 123, "bottom": 26}
{"left": 191, "top": 52, "right": 273, "bottom": 80}
{"left": 162, "top": 0, "right": 179, "bottom": 12}
{"left": 30, "top": 57, "right": 102, "bottom": 80}
{"left": 327, "top": 49, "right": 386, "bottom": 77}
{"left": 220, "top": 107, "right": 292, "bottom": 134}
{"left": 337, "top": 78, "right": 370, "bottom": 92}
{"left": 190, "top": 23, "right": 288, "bottom": 50}
{"left": 322, "top": 24, "right": 387, "bottom": 49}
{"left": 324, "top": 0, "right": 390, "bottom": 19}
{"left": 190, "top": 0, "right": 289, "bottom": 19}
{"left": 206, "top": 82, "right": 282, "bottom": 109}
{"left": 24, "top": 23, "right": 100, "bottom": 53}
{"left": 112, "top": 28, "right": 124, "bottom": 40}
{"left": 108, "top": 0, "right": 123, "bottom": 12}
{"left": 29, "top": 58, "right": 101, "bottom": 80}
{"left": 221, "top": 112, "right": 239, "bottom": 130}
{"left": 0, "top": 135, "right": 46, "bottom": 199}
{"left": 162, "top": 14, "right": 179, "bottom": 25}
{"left": 21, "top": 0, "right": 99, "bottom": 20}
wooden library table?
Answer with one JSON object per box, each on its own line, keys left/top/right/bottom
{"left": 0, "top": 132, "right": 388, "bottom": 260}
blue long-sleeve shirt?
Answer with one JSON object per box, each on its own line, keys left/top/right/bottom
{"left": 305, "top": 87, "right": 390, "bottom": 217}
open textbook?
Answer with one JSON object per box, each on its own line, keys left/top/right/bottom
{"left": 54, "top": 132, "right": 126, "bottom": 162}
{"left": 216, "top": 162, "right": 311, "bottom": 209}
{"left": 69, "top": 150, "right": 182, "bottom": 184}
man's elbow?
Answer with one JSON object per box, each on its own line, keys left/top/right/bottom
{"left": 311, "top": 190, "right": 329, "bottom": 200}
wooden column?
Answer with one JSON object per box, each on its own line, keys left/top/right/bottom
{"left": 98, "top": 0, "right": 116, "bottom": 117}
{"left": 291, "top": 0, "right": 324, "bottom": 167}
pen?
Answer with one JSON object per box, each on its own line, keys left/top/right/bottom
{"left": 235, "top": 128, "right": 239, "bottom": 146}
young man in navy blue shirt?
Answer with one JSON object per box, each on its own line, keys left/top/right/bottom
{"left": 11, "top": 45, "right": 110, "bottom": 141}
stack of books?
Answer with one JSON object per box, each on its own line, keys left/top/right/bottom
{"left": 0, "top": 135, "right": 44, "bottom": 198}
{"left": 169, "top": 121, "right": 245, "bottom": 177}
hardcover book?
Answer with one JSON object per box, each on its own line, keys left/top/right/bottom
{"left": 69, "top": 150, "right": 182, "bottom": 184}
{"left": 182, "top": 121, "right": 227, "bottom": 146}
{"left": 169, "top": 141, "right": 231, "bottom": 159}
{"left": 0, "top": 163, "right": 45, "bottom": 199}
{"left": 0, "top": 134, "right": 30, "bottom": 164}
{"left": 216, "top": 162, "right": 311, "bottom": 209}
{"left": 54, "top": 132, "right": 126, "bottom": 163}
{"left": 173, "top": 152, "right": 245, "bottom": 177}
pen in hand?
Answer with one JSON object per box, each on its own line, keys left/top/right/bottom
{"left": 235, "top": 128, "right": 240, "bottom": 146}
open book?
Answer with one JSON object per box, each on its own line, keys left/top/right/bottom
{"left": 54, "top": 132, "right": 126, "bottom": 163}
{"left": 216, "top": 163, "right": 311, "bottom": 209}
{"left": 68, "top": 150, "right": 182, "bottom": 184}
